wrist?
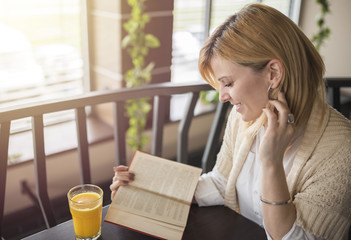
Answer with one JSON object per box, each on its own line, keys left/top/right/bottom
{"left": 261, "top": 162, "right": 289, "bottom": 202}
{"left": 261, "top": 159, "right": 284, "bottom": 172}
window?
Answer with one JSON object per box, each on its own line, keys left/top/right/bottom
{"left": 171, "top": 0, "right": 301, "bottom": 120}
{"left": 0, "top": 0, "right": 90, "bottom": 163}
{"left": 0, "top": 0, "right": 88, "bottom": 132}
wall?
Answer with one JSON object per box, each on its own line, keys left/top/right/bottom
{"left": 299, "top": 0, "right": 351, "bottom": 77}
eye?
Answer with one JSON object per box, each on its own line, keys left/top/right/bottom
{"left": 225, "top": 83, "right": 232, "bottom": 87}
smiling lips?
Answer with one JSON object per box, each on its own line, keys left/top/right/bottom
{"left": 234, "top": 103, "right": 242, "bottom": 112}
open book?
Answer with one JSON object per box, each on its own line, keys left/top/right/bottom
{"left": 104, "top": 150, "right": 202, "bottom": 240}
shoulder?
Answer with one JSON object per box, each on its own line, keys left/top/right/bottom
{"left": 326, "top": 105, "right": 351, "bottom": 134}
{"left": 319, "top": 106, "right": 351, "bottom": 150}
{"left": 293, "top": 103, "right": 351, "bottom": 191}
{"left": 301, "top": 105, "right": 351, "bottom": 185}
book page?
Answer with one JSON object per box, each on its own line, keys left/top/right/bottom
{"left": 129, "top": 151, "right": 202, "bottom": 203}
{"left": 112, "top": 185, "right": 189, "bottom": 227}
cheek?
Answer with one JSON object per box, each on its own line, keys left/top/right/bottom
{"left": 250, "top": 79, "right": 269, "bottom": 101}
{"left": 249, "top": 93, "right": 268, "bottom": 111}
{"left": 245, "top": 84, "right": 269, "bottom": 112}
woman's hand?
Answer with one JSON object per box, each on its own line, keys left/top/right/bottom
{"left": 259, "top": 91, "right": 297, "bottom": 239}
{"left": 259, "top": 91, "right": 295, "bottom": 167}
{"left": 110, "top": 165, "right": 135, "bottom": 201}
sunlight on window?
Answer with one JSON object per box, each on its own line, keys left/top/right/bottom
{"left": 0, "top": 0, "right": 84, "bottom": 109}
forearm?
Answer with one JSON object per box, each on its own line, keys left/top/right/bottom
{"left": 261, "top": 163, "right": 296, "bottom": 240}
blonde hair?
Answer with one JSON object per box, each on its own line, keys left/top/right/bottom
{"left": 199, "top": 3, "right": 326, "bottom": 135}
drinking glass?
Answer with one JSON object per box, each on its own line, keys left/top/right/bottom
{"left": 67, "top": 184, "right": 103, "bottom": 240}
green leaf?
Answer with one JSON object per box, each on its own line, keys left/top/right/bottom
{"left": 142, "top": 13, "right": 150, "bottom": 24}
{"left": 132, "top": 7, "right": 141, "bottom": 20}
{"left": 127, "top": 0, "right": 138, "bottom": 7}
{"left": 317, "top": 18, "right": 324, "bottom": 27}
{"left": 142, "top": 102, "right": 152, "bottom": 113}
{"left": 145, "top": 34, "right": 160, "bottom": 48}
{"left": 122, "top": 35, "right": 131, "bottom": 48}
{"left": 140, "top": 47, "right": 148, "bottom": 56}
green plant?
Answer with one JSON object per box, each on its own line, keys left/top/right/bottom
{"left": 200, "top": 90, "right": 219, "bottom": 104}
{"left": 311, "top": 0, "right": 331, "bottom": 51}
{"left": 122, "top": 0, "right": 160, "bottom": 151}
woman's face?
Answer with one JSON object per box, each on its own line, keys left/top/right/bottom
{"left": 211, "top": 57, "right": 271, "bottom": 122}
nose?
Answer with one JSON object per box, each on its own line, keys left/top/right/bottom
{"left": 219, "top": 87, "right": 230, "bottom": 103}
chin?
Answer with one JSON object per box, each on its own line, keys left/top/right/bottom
{"left": 240, "top": 115, "right": 252, "bottom": 122}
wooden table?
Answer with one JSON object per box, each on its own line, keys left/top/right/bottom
{"left": 23, "top": 204, "right": 267, "bottom": 240}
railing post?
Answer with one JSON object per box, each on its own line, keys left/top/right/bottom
{"left": 32, "top": 115, "right": 57, "bottom": 228}
{"left": 152, "top": 96, "right": 167, "bottom": 157}
{"left": 113, "top": 101, "right": 127, "bottom": 166}
{"left": 201, "top": 101, "right": 230, "bottom": 172}
{"left": 75, "top": 107, "right": 91, "bottom": 184}
{"left": 177, "top": 92, "right": 199, "bottom": 164}
{"left": 0, "top": 122, "right": 10, "bottom": 237}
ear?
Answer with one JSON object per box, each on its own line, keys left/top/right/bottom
{"left": 267, "top": 59, "right": 284, "bottom": 89}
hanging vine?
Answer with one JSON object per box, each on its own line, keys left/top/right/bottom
{"left": 311, "top": 0, "right": 331, "bottom": 51}
{"left": 122, "top": 0, "right": 160, "bottom": 150}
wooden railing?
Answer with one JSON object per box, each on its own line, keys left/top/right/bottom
{"left": 0, "top": 81, "right": 230, "bottom": 238}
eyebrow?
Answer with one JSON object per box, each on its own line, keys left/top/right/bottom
{"left": 218, "top": 76, "right": 230, "bottom": 82}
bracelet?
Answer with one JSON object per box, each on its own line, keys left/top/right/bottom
{"left": 260, "top": 196, "right": 292, "bottom": 206}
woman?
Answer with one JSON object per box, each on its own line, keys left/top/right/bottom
{"left": 111, "top": 3, "right": 351, "bottom": 240}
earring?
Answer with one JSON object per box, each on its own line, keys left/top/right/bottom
{"left": 267, "top": 84, "right": 275, "bottom": 100}
{"left": 267, "top": 84, "right": 272, "bottom": 94}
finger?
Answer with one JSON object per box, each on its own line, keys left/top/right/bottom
{"left": 262, "top": 108, "right": 278, "bottom": 129}
{"left": 112, "top": 175, "right": 129, "bottom": 183}
{"left": 111, "top": 190, "right": 117, "bottom": 201}
{"left": 115, "top": 174, "right": 131, "bottom": 183}
{"left": 110, "top": 180, "right": 121, "bottom": 192}
{"left": 115, "top": 171, "right": 134, "bottom": 181}
{"left": 269, "top": 100, "right": 289, "bottom": 115}
{"left": 113, "top": 165, "right": 129, "bottom": 172}
{"left": 269, "top": 104, "right": 289, "bottom": 126}
{"left": 110, "top": 178, "right": 129, "bottom": 193}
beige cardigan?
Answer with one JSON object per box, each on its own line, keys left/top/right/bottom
{"left": 214, "top": 99, "right": 351, "bottom": 240}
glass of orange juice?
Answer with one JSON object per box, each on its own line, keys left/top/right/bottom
{"left": 67, "top": 184, "right": 103, "bottom": 240}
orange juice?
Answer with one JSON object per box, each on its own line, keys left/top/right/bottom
{"left": 68, "top": 185, "right": 103, "bottom": 239}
